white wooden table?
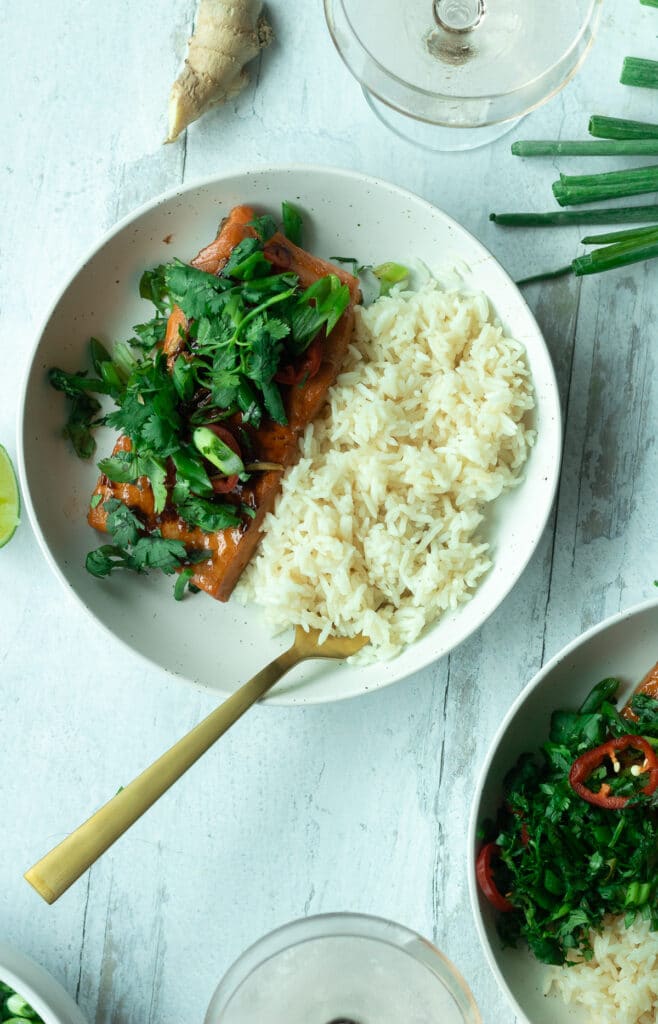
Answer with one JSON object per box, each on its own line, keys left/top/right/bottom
{"left": 2, "top": 1, "right": 655, "bottom": 1020}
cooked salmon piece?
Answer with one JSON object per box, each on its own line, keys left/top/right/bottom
{"left": 88, "top": 208, "right": 360, "bottom": 601}
{"left": 623, "top": 660, "right": 658, "bottom": 720}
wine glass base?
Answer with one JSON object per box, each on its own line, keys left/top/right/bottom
{"left": 363, "top": 89, "right": 523, "bottom": 152}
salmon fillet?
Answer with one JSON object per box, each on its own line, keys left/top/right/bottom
{"left": 623, "top": 660, "right": 658, "bottom": 721}
{"left": 88, "top": 209, "right": 360, "bottom": 601}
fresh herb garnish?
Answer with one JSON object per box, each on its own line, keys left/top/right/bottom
{"left": 281, "top": 200, "right": 303, "bottom": 245}
{"left": 480, "top": 677, "right": 658, "bottom": 965}
{"left": 50, "top": 203, "right": 355, "bottom": 590}
{"left": 86, "top": 499, "right": 205, "bottom": 593}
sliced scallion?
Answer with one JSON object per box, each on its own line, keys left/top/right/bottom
{"left": 621, "top": 56, "right": 658, "bottom": 89}
{"left": 192, "top": 427, "right": 244, "bottom": 477}
{"left": 589, "top": 114, "right": 658, "bottom": 140}
{"left": 516, "top": 265, "right": 573, "bottom": 287}
{"left": 490, "top": 206, "right": 658, "bottom": 226}
{"left": 512, "top": 139, "right": 658, "bottom": 156}
{"left": 552, "top": 165, "right": 658, "bottom": 206}
{"left": 580, "top": 224, "right": 658, "bottom": 245}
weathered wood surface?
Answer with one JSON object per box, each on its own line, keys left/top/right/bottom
{"left": 1, "top": 1, "right": 655, "bottom": 1021}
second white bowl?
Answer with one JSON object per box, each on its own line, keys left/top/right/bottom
{"left": 468, "top": 598, "right": 658, "bottom": 1024}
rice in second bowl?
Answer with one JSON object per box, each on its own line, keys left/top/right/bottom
{"left": 237, "top": 278, "right": 536, "bottom": 660}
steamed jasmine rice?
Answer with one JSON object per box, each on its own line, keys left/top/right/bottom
{"left": 545, "top": 916, "right": 658, "bottom": 1024}
{"left": 237, "top": 278, "right": 535, "bottom": 660}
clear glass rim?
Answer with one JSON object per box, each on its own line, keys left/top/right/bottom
{"left": 205, "top": 912, "right": 482, "bottom": 1023}
{"left": 324, "top": 0, "right": 602, "bottom": 122}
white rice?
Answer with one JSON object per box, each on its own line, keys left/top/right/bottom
{"left": 237, "top": 278, "right": 535, "bottom": 660}
{"left": 545, "top": 916, "right": 658, "bottom": 1024}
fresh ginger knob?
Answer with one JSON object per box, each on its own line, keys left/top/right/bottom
{"left": 166, "top": 0, "right": 273, "bottom": 143}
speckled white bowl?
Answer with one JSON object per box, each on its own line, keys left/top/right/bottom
{"left": 18, "top": 165, "right": 561, "bottom": 704}
{"left": 468, "top": 598, "right": 658, "bottom": 1024}
{"left": 0, "top": 943, "right": 87, "bottom": 1024}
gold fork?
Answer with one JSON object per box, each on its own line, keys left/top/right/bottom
{"left": 25, "top": 627, "right": 367, "bottom": 905}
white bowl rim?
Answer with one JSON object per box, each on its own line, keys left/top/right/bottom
{"left": 0, "top": 941, "right": 88, "bottom": 1023}
{"left": 16, "top": 162, "right": 562, "bottom": 705}
{"left": 466, "top": 594, "right": 658, "bottom": 1024}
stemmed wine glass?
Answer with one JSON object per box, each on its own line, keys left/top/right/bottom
{"left": 324, "top": 0, "right": 602, "bottom": 151}
{"left": 204, "top": 913, "right": 481, "bottom": 1024}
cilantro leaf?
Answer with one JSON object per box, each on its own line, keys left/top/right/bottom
{"left": 130, "top": 316, "right": 167, "bottom": 351}
{"left": 64, "top": 392, "right": 102, "bottom": 459}
{"left": 164, "top": 260, "right": 231, "bottom": 319}
{"left": 244, "top": 317, "right": 288, "bottom": 386}
{"left": 177, "top": 495, "right": 242, "bottom": 531}
{"left": 141, "top": 455, "right": 168, "bottom": 514}
{"left": 97, "top": 450, "right": 140, "bottom": 484}
{"left": 131, "top": 534, "right": 189, "bottom": 573}
{"left": 103, "top": 498, "right": 142, "bottom": 547}
{"left": 247, "top": 216, "right": 278, "bottom": 243}
{"left": 86, "top": 544, "right": 135, "bottom": 577}
{"left": 139, "top": 266, "right": 169, "bottom": 314}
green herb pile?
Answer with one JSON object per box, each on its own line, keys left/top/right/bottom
{"left": 480, "top": 678, "right": 658, "bottom": 965}
{"left": 49, "top": 201, "right": 351, "bottom": 593}
{"left": 0, "top": 981, "right": 45, "bottom": 1023}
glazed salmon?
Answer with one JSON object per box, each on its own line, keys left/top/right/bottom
{"left": 623, "top": 660, "right": 658, "bottom": 720}
{"left": 88, "top": 208, "right": 360, "bottom": 601}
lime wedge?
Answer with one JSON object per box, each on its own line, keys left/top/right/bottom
{"left": 0, "top": 444, "right": 20, "bottom": 548}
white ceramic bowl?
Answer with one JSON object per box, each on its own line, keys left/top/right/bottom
{"left": 468, "top": 598, "right": 658, "bottom": 1024}
{"left": 0, "top": 943, "right": 87, "bottom": 1024}
{"left": 18, "top": 165, "right": 561, "bottom": 704}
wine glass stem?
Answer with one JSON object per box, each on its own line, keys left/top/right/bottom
{"left": 433, "top": 0, "right": 484, "bottom": 32}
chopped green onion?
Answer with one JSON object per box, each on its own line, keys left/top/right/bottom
{"left": 373, "top": 262, "right": 409, "bottom": 296}
{"left": 5, "top": 993, "right": 36, "bottom": 1016}
{"left": 516, "top": 265, "right": 573, "bottom": 287}
{"left": 490, "top": 206, "right": 658, "bottom": 226}
{"left": 173, "top": 567, "right": 195, "bottom": 601}
{"left": 589, "top": 114, "right": 658, "bottom": 140}
{"left": 581, "top": 224, "right": 658, "bottom": 245}
{"left": 512, "top": 139, "right": 658, "bottom": 156}
{"left": 281, "top": 201, "right": 303, "bottom": 245}
{"left": 573, "top": 239, "right": 658, "bottom": 276}
{"left": 112, "top": 340, "right": 139, "bottom": 381}
{"left": 90, "top": 337, "right": 112, "bottom": 374}
{"left": 192, "top": 426, "right": 244, "bottom": 477}
{"left": 621, "top": 56, "right": 658, "bottom": 89}
{"left": 552, "top": 165, "right": 658, "bottom": 206}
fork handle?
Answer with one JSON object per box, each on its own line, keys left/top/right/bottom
{"left": 24, "top": 642, "right": 301, "bottom": 905}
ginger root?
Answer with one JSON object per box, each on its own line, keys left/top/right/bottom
{"left": 166, "top": 0, "right": 272, "bottom": 143}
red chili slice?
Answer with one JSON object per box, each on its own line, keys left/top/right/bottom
{"left": 475, "top": 843, "right": 514, "bottom": 913}
{"left": 207, "top": 424, "right": 241, "bottom": 494}
{"left": 274, "top": 336, "right": 323, "bottom": 386}
{"left": 568, "top": 735, "right": 658, "bottom": 809}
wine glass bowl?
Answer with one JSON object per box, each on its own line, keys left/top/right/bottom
{"left": 324, "top": 0, "right": 602, "bottom": 150}
{"left": 204, "top": 914, "right": 481, "bottom": 1024}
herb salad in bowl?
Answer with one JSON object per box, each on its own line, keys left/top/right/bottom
{"left": 469, "top": 598, "right": 658, "bottom": 1024}
{"left": 18, "top": 166, "right": 560, "bottom": 703}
